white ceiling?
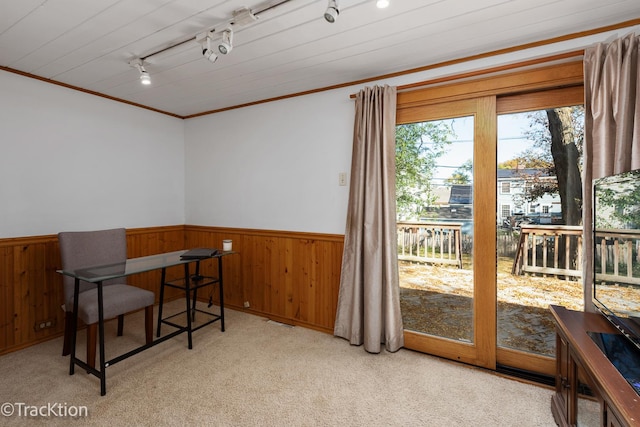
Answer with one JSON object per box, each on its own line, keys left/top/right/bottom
{"left": 1, "top": 0, "right": 640, "bottom": 118}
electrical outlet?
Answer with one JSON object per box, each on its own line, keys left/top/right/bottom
{"left": 34, "top": 318, "right": 55, "bottom": 331}
{"left": 244, "top": 301, "right": 250, "bottom": 308}
{"left": 338, "top": 172, "right": 347, "bottom": 186}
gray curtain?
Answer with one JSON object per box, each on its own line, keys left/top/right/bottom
{"left": 583, "top": 32, "right": 640, "bottom": 310}
{"left": 334, "top": 85, "right": 404, "bottom": 353}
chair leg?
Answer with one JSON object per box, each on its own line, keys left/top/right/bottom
{"left": 87, "top": 323, "right": 97, "bottom": 370}
{"left": 145, "top": 305, "right": 153, "bottom": 345}
{"left": 117, "top": 314, "right": 124, "bottom": 337}
{"left": 62, "top": 311, "right": 74, "bottom": 356}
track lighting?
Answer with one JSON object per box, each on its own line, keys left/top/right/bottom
{"left": 201, "top": 34, "right": 218, "bottom": 63}
{"left": 324, "top": 0, "right": 339, "bottom": 23}
{"left": 129, "top": 59, "right": 151, "bottom": 85}
{"left": 217, "top": 28, "right": 233, "bottom": 55}
{"left": 131, "top": 1, "right": 300, "bottom": 70}
{"left": 376, "top": 0, "right": 389, "bottom": 8}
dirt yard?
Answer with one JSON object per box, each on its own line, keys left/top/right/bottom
{"left": 399, "top": 258, "right": 586, "bottom": 356}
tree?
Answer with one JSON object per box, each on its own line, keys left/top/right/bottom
{"left": 546, "top": 108, "right": 583, "bottom": 226}
{"left": 446, "top": 160, "right": 473, "bottom": 184}
{"left": 396, "top": 121, "right": 454, "bottom": 219}
{"left": 497, "top": 157, "right": 550, "bottom": 170}
{"left": 514, "top": 106, "right": 584, "bottom": 226}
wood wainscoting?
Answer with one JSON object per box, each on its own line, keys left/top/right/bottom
{"left": 184, "top": 225, "right": 344, "bottom": 334}
{"left": 0, "top": 225, "right": 185, "bottom": 355}
{"left": 0, "top": 225, "right": 344, "bottom": 355}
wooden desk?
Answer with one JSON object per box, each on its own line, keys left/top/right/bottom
{"left": 550, "top": 305, "right": 640, "bottom": 426}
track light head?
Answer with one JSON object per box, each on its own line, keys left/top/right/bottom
{"left": 129, "top": 59, "right": 151, "bottom": 85}
{"left": 139, "top": 70, "right": 151, "bottom": 85}
{"left": 218, "top": 28, "right": 233, "bottom": 55}
{"left": 202, "top": 47, "right": 218, "bottom": 62}
{"left": 202, "top": 36, "right": 218, "bottom": 63}
{"left": 324, "top": 0, "right": 339, "bottom": 23}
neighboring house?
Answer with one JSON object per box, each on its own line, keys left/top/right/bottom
{"left": 427, "top": 172, "right": 561, "bottom": 228}
{"left": 497, "top": 168, "right": 562, "bottom": 226}
{"left": 422, "top": 184, "right": 472, "bottom": 219}
{"left": 428, "top": 184, "right": 472, "bottom": 209}
{"left": 418, "top": 184, "right": 472, "bottom": 235}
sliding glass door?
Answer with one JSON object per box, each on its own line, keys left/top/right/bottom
{"left": 396, "top": 78, "right": 585, "bottom": 377}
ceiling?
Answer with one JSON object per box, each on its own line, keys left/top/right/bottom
{"left": 2, "top": 0, "right": 640, "bottom": 118}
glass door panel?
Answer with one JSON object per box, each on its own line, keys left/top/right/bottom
{"left": 398, "top": 116, "right": 474, "bottom": 342}
{"left": 496, "top": 107, "right": 584, "bottom": 366}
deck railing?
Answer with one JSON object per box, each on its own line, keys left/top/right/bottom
{"left": 397, "top": 221, "right": 463, "bottom": 268}
{"left": 595, "top": 229, "right": 640, "bottom": 286}
{"left": 512, "top": 225, "right": 583, "bottom": 279}
{"left": 399, "top": 222, "right": 639, "bottom": 283}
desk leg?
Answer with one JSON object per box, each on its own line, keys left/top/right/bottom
{"left": 184, "top": 263, "right": 193, "bottom": 350}
{"left": 191, "top": 261, "right": 200, "bottom": 322}
{"left": 97, "top": 281, "right": 107, "bottom": 396}
{"left": 218, "top": 257, "right": 225, "bottom": 332}
{"left": 69, "top": 278, "right": 80, "bottom": 376}
{"left": 156, "top": 268, "right": 166, "bottom": 337}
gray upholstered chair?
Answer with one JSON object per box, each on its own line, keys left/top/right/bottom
{"left": 58, "top": 228, "right": 155, "bottom": 368}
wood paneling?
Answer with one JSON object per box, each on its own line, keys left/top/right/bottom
{"left": 0, "top": 237, "right": 63, "bottom": 354}
{"left": 0, "top": 226, "right": 184, "bottom": 355}
{"left": 0, "top": 225, "right": 344, "bottom": 355}
{"left": 184, "top": 226, "right": 343, "bottom": 333}
{"left": 1, "top": 246, "right": 14, "bottom": 351}
{"left": 126, "top": 226, "right": 186, "bottom": 300}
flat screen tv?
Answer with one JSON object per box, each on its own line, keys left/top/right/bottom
{"left": 592, "top": 168, "right": 640, "bottom": 352}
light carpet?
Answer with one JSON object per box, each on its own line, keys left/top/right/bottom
{"left": 0, "top": 300, "right": 556, "bottom": 426}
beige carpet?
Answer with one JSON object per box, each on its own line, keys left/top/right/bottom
{"left": 0, "top": 300, "right": 556, "bottom": 426}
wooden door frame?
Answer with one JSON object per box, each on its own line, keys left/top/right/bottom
{"left": 397, "top": 60, "right": 585, "bottom": 373}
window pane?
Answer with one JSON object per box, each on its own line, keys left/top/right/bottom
{"left": 397, "top": 116, "right": 474, "bottom": 343}
{"left": 497, "top": 107, "right": 584, "bottom": 356}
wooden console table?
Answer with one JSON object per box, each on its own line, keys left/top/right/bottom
{"left": 550, "top": 305, "right": 640, "bottom": 426}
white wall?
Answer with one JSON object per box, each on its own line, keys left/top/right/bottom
{"left": 184, "top": 89, "right": 355, "bottom": 234}
{"left": 0, "top": 71, "right": 185, "bottom": 238}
